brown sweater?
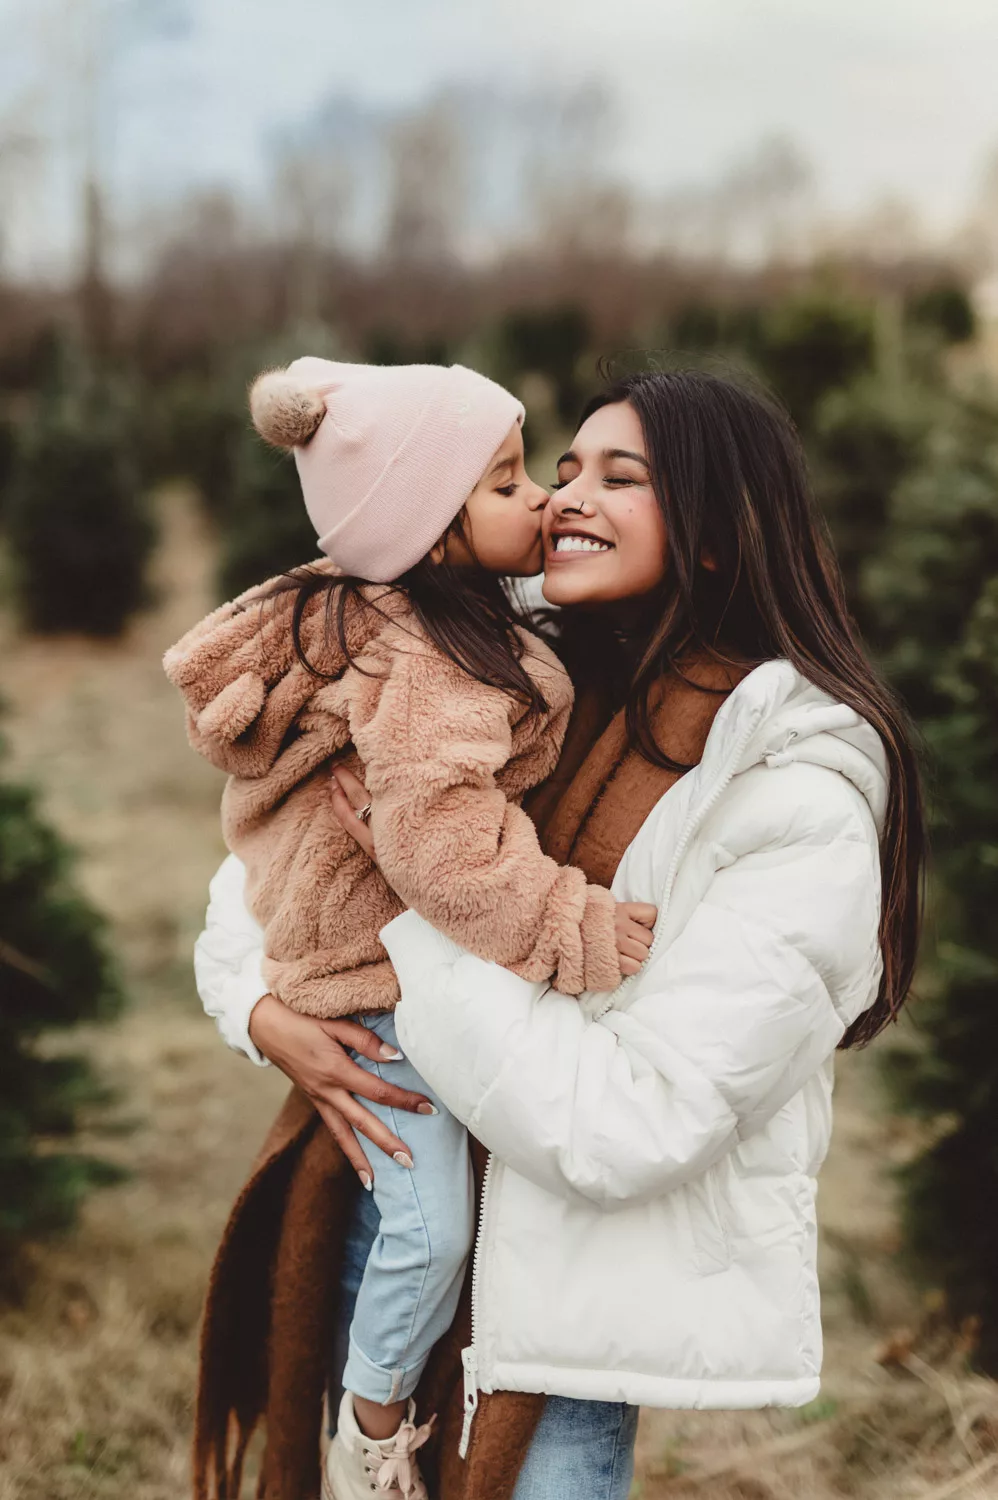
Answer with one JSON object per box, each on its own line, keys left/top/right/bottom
{"left": 193, "top": 658, "right": 744, "bottom": 1500}
{"left": 164, "top": 565, "right": 622, "bottom": 1014}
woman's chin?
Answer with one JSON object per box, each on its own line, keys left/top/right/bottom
{"left": 541, "top": 573, "right": 588, "bottom": 607}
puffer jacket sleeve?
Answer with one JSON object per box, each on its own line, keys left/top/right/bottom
{"left": 348, "top": 638, "right": 621, "bottom": 996}
{"left": 383, "top": 761, "right": 883, "bottom": 1210}
{"left": 193, "top": 854, "right": 271, "bottom": 1066}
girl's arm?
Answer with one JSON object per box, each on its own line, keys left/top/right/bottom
{"left": 380, "top": 761, "right": 882, "bottom": 1209}
{"left": 347, "top": 642, "right": 622, "bottom": 996}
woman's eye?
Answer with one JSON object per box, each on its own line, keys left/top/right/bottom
{"left": 604, "top": 475, "right": 635, "bottom": 487}
{"left": 497, "top": 483, "right": 519, "bottom": 497}
{"left": 550, "top": 480, "right": 567, "bottom": 491}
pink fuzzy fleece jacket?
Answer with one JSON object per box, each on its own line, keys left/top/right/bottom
{"left": 164, "top": 564, "right": 621, "bottom": 1018}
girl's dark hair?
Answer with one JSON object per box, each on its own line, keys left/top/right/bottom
{"left": 261, "top": 510, "right": 548, "bottom": 718}
{"left": 566, "top": 367, "right": 925, "bottom": 1048}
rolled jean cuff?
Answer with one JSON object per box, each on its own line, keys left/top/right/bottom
{"left": 342, "top": 1331, "right": 425, "bottom": 1406}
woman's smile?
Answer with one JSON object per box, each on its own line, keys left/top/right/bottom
{"left": 547, "top": 526, "right": 615, "bottom": 559}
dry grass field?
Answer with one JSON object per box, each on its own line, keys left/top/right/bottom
{"left": 1, "top": 487, "right": 996, "bottom": 1499}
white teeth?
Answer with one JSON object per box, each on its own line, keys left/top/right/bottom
{"left": 554, "top": 535, "right": 611, "bottom": 553}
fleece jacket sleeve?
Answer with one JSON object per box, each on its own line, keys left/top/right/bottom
{"left": 347, "top": 641, "right": 621, "bottom": 996}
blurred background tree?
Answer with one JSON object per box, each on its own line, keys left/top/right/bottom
{"left": 0, "top": 727, "right": 124, "bottom": 1267}
{"left": 5, "top": 382, "right": 155, "bottom": 637}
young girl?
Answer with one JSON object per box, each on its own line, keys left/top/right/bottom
{"left": 164, "top": 357, "right": 655, "bottom": 1500}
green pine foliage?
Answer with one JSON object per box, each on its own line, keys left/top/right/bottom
{"left": 855, "top": 391, "right": 998, "bottom": 1366}
{"left": 495, "top": 305, "right": 593, "bottom": 425}
{"left": 755, "top": 292, "right": 876, "bottom": 430}
{"left": 730, "top": 292, "right": 998, "bottom": 1366}
{"left": 0, "top": 734, "right": 125, "bottom": 1261}
{"left": 216, "top": 425, "right": 317, "bottom": 599}
{"left": 137, "top": 373, "right": 245, "bottom": 514}
{"left": 6, "top": 393, "right": 155, "bottom": 637}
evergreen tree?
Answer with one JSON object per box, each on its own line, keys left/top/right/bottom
{"left": 0, "top": 731, "right": 124, "bottom": 1261}
{"left": 754, "top": 292, "right": 875, "bottom": 431}
{"left": 495, "top": 305, "right": 592, "bottom": 425}
{"left": 138, "top": 372, "right": 244, "bottom": 515}
{"left": 860, "top": 392, "right": 998, "bottom": 1368}
{"left": 216, "top": 426, "right": 317, "bottom": 599}
{"left": 6, "top": 392, "right": 155, "bottom": 636}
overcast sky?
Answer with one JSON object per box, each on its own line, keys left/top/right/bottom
{"left": 2, "top": 0, "right": 997, "bottom": 266}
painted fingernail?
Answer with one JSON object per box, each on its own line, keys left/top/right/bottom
{"left": 360, "top": 1172, "right": 373, "bottom": 1191}
{"left": 379, "top": 1044, "right": 404, "bottom": 1060}
{"left": 393, "top": 1151, "right": 414, "bottom": 1169}
{"left": 417, "top": 1103, "right": 438, "bottom": 1116}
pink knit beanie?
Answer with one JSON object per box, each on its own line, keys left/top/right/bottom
{"left": 248, "top": 356, "right": 525, "bottom": 583}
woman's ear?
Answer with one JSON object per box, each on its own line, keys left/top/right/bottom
{"left": 428, "top": 537, "right": 448, "bottom": 565}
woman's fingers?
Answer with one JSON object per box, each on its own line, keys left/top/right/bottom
{"left": 317, "top": 1044, "right": 433, "bottom": 1115}
{"left": 619, "top": 954, "right": 643, "bottom": 976}
{"left": 331, "top": 1089, "right": 414, "bottom": 1166}
{"left": 331, "top": 772, "right": 377, "bottom": 860}
{"left": 333, "top": 765, "right": 372, "bottom": 809}
{"left": 319, "top": 1016, "right": 403, "bottom": 1062}
{"left": 315, "top": 1099, "right": 374, "bottom": 1187}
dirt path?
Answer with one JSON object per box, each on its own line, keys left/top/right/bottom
{"left": 0, "top": 490, "right": 993, "bottom": 1498}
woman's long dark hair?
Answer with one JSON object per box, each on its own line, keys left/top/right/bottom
{"left": 261, "top": 510, "right": 548, "bottom": 717}
{"left": 566, "top": 367, "right": 925, "bottom": 1048}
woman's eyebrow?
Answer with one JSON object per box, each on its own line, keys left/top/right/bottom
{"left": 604, "top": 448, "right": 649, "bottom": 466}
{"left": 555, "top": 451, "right": 577, "bottom": 468}
{"left": 487, "top": 455, "right": 516, "bottom": 478}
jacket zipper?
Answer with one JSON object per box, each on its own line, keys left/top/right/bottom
{"left": 459, "top": 1151, "right": 495, "bottom": 1458}
{"left": 593, "top": 716, "right": 762, "bottom": 1022}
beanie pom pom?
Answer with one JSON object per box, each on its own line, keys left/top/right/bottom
{"left": 249, "top": 370, "right": 326, "bottom": 450}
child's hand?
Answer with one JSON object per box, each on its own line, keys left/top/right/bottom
{"left": 615, "top": 901, "right": 658, "bottom": 976}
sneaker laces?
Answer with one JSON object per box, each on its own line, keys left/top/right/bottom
{"left": 372, "top": 1412, "right": 435, "bottom": 1499}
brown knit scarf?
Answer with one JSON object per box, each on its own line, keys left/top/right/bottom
{"left": 193, "top": 661, "right": 744, "bottom": 1500}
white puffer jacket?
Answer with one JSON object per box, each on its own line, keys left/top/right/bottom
{"left": 194, "top": 661, "right": 887, "bottom": 1430}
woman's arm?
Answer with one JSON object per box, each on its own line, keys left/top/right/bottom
{"left": 193, "top": 854, "right": 434, "bottom": 1182}
{"left": 381, "top": 763, "right": 883, "bottom": 1210}
{"left": 194, "top": 853, "right": 272, "bottom": 1064}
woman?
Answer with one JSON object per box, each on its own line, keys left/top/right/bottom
{"left": 194, "top": 368, "right": 924, "bottom": 1500}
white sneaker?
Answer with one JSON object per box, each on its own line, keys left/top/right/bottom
{"left": 323, "top": 1391, "right": 434, "bottom": 1500}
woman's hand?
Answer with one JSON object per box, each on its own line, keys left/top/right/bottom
{"left": 331, "top": 766, "right": 377, "bottom": 863}
{"left": 615, "top": 902, "right": 658, "bottom": 976}
{"left": 248, "top": 993, "right": 434, "bottom": 1187}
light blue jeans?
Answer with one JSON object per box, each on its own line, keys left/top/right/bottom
{"left": 339, "top": 1011, "right": 475, "bottom": 1405}
{"left": 331, "top": 1012, "right": 638, "bottom": 1498}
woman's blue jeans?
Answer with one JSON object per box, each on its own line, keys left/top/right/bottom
{"left": 332, "top": 1153, "right": 638, "bottom": 1500}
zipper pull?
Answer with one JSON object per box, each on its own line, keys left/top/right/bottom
{"left": 458, "top": 1345, "right": 479, "bottom": 1459}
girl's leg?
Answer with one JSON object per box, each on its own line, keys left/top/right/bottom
{"left": 511, "top": 1398, "right": 639, "bottom": 1500}
{"left": 340, "top": 1012, "right": 474, "bottom": 1420}
{"left": 328, "top": 1174, "right": 381, "bottom": 1428}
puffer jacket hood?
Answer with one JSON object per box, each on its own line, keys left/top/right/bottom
{"left": 381, "top": 660, "right": 888, "bottom": 1425}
